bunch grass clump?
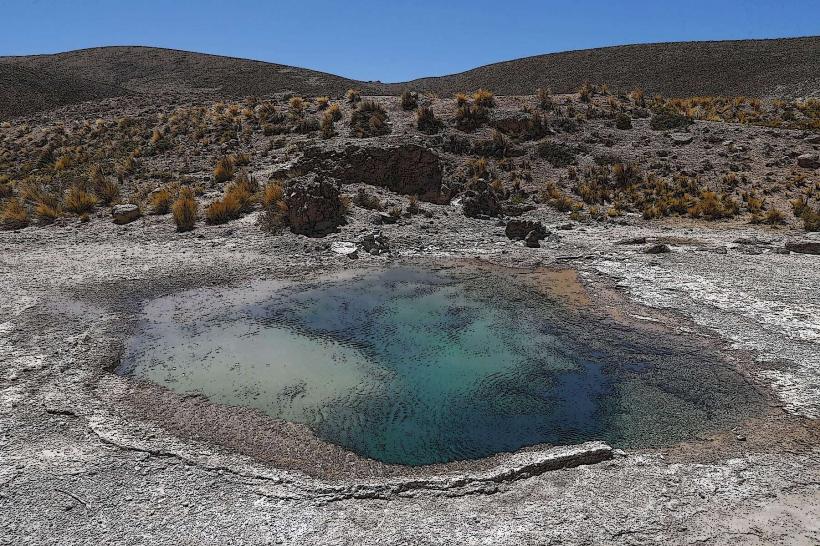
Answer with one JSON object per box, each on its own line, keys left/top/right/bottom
{"left": 350, "top": 101, "right": 390, "bottom": 138}
{"left": 0, "top": 198, "right": 29, "bottom": 230}
{"left": 63, "top": 186, "right": 98, "bottom": 215}
{"left": 172, "top": 188, "right": 198, "bottom": 232}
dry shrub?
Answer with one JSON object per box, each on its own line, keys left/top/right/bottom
{"left": 35, "top": 202, "right": 61, "bottom": 225}
{"left": 353, "top": 188, "right": 383, "bottom": 210}
{"left": 64, "top": 186, "right": 98, "bottom": 214}
{"left": 316, "top": 96, "right": 330, "bottom": 110}
{"left": 205, "top": 193, "right": 242, "bottom": 225}
{"left": 346, "top": 89, "right": 361, "bottom": 104}
{"left": 762, "top": 207, "right": 786, "bottom": 225}
{"left": 259, "top": 181, "right": 287, "bottom": 233}
{"left": 288, "top": 96, "right": 306, "bottom": 118}
{"left": 93, "top": 178, "right": 120, "bottom": 205}
{"left": 350, "top": 101, "right": 390, "bottom": 138}
{"left": 149, "top": 189, "right": 173, "bottom": 214}
{"left": 630, "top": 88, "right": 646, "bottom": 107}
{"left": 213, "top": 156, "right": 235, "bottom": 183}
{"left": 327, "top": 103, "right": 342, "bottom": 122}
{"left": 454, "top": 102, "right": 488, "bottom": 132}
{"left": 416, "top": 106, "right": 441, "bottom": 134}
{"left": 536, "top": 88, "right": 553, "bottom": 111}
{"left": 0, "top": 198, "right": 29, "bottom": 229}
{"left": 472, "top": 89, "right": 495, "bottom": 108}
{"left": 320, "top": 111, "right": 336, "bottom": 139}
{"left": 0, "top": 179, "right": 12, "bottom": 199}
{"left": 172, "top": 188, "right": 198, "bottom": 232}
{"left": 687, "top": 191, "right": 738, "bottom": 220}
{"left": 400, "top": 90, "right": 418, "bottom": 111}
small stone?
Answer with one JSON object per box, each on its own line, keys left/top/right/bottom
{"left": 736, "top": 435, "right": 747, "bottom": 442}
{"left": 644, "top": 243, "right": 671, "bottom": 254}
{"left": 797, "top": 153, "right": 819, "bottom": 169}
{"left": 670, "top": 133, "right": 693, "bottom": 145}
{"left": 111, "top": 204, "right": 141, "bottom": 225}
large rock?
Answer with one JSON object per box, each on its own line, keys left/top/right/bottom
{"left": 797, "top": 153, "right": 819, "bottom": 169}
{"left": 785, "top": 240, "right": 820, "bottom": 255}
{"left": 462, "top": 181, "right": 501, "bottom": 218}
{"left": 290, "top": 144, "right": 447, "bottom": 203}
{"left": 505, "top": 219, "right": 547, "bottom": 241}
{"left": 284, "top": 174, "right": 345, "bottom": 237}
{"left": 111, "top": 204, "right": 141, "bottom": 224}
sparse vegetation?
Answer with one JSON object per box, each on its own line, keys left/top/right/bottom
{"left": 350, "top": 101, "right": 390, "bottom": 138}
{"left": 416, "top": 106, "right": 441, "bottom": 134}
{"left": 400, "top": 91, "right": 418, "bottom": 111}
{"left": 63, "top": 186, "right": 98, "bottom": 214}
{"left": 536, "top": 141, "right": 578, "bottom": 167}
{"left": 0, "top": 198, "right": 29, "bottom": 229}
{"left": 214, "top": 156, "right": 235, "bottom": 183}
{"left": 172, "top": 188, "right": 198, "bottom": 232}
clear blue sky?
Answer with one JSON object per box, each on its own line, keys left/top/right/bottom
{"left": 1, "top": 0, "right": 817, "bottom": 82}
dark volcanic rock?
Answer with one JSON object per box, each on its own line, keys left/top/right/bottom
{"left": 524, "top": 230, "right": 542, "bottom": 248}
{"left": 462, "top": 182, "right": 501, "bottom": 218}
{"left": 284, "top": 174, "right": 344, "bottom": 237}
{"left": 294, "top": 144, "right": 447, "bottom": 203}
{"left": 785, "top": 240, "right": 820, "bottom": 255}
{"left": 505, "top": 219, "right": 547, "bottom": 241}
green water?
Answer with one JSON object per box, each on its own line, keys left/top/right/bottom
{"left": 119, "top": 267, "right": 763, "bottom": 465}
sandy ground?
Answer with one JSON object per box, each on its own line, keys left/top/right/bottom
{"left": 2, "top": 200, "right": 820, "bottom": 545}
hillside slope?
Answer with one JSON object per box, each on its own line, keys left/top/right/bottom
{"left": 1, "top": 37, "right": 817, "bottom": 120}
{"left": 403, "top": 37, "right": 820, "bottom": 99}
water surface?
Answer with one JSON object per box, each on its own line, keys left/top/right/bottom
{"left": 119, "top": 267, "right": 763, "bottom": 465}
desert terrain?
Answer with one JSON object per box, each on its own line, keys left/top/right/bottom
{"left": 1, "top": 38, "right": 820, "bottom": 545}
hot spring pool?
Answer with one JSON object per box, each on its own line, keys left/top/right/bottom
{"left": 118, "top": 266, "right": 763, "bottom": 465}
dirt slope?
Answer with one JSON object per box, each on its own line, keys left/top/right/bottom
{"left": 1, "top": 37, "right": 818, "bottom": 120}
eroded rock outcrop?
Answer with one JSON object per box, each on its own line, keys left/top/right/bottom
{"left": 284, "top": 174, "right": 345, "bottom": 237}
{"left": 292, "top": 144, "right": 447, "bottom": 203}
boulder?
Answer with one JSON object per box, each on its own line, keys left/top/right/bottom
{"left": 290, "top": 144, "right": 447, "bottom": 203}
{"left": 785, "top": 240, "right": 820, "bottom": 255}
{"left": 797, "top": 153, "right": 819, "bottom": 169}
{"left": 111, "top": 204, "right": 141, "bottom": 225}
{"left": 524, "top": 230, "right": 542, "bottom": 248}
{"left": 284, "top": 174, "right": 345, "bottom": 237}
{"left": 505, "top": 219, "right": 547, "bottom": 241}
{"left": 462, "top": 186, "right": 501, "bottom": 218}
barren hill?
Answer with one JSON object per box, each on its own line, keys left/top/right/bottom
{"left": 1, "top": 37, "right": 818, "bottom": 120}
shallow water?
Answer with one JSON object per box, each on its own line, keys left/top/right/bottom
{"left": 119, "top": 267, "right": 763, "bottom": 465}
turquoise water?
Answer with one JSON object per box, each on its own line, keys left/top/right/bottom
{"left": 119, "top": 267, "right": 762, "bottom": 465}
